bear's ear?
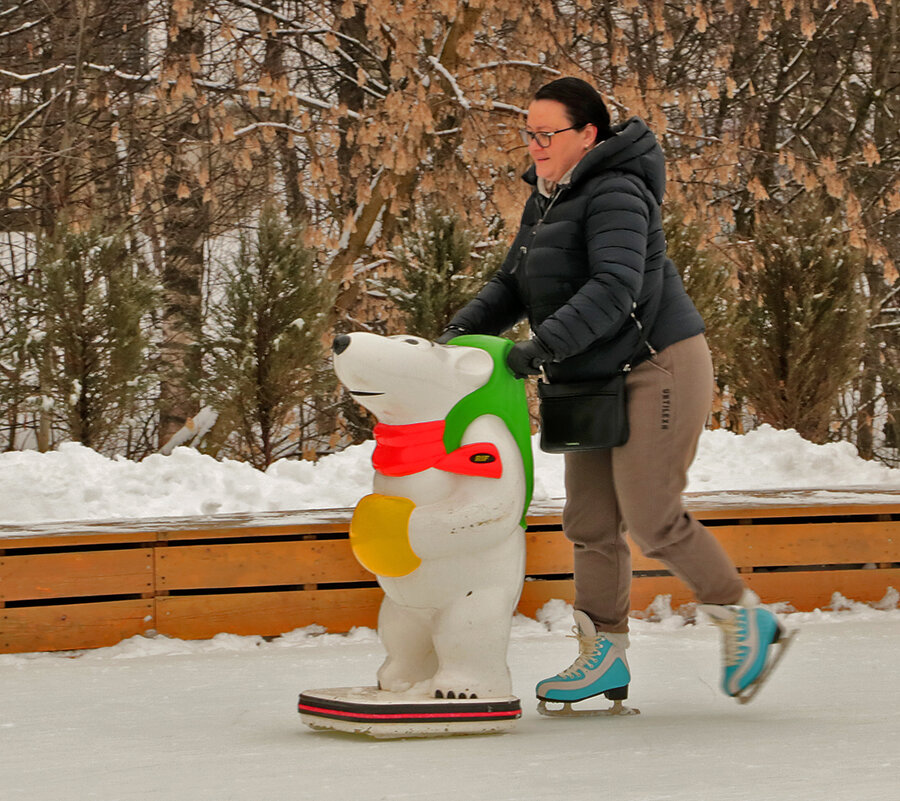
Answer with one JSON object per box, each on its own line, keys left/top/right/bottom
{"left": 449, "top": 347, "right": 494, "bottom": 385}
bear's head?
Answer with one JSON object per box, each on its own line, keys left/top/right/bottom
{"left": 332, "top": 333, "right": 495, "bottom": 425}
{"left": 334, "top": 332, "right": 535, "bottom": 525}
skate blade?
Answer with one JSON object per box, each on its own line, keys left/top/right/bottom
{"left": 735, "top": 627, "right": 798, "bottom": 705}
{"left": 537, "top": 699, "right": 640, "bottom": 718}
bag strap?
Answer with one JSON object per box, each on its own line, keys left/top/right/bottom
{"left": 621, "top": 305, "right": 656, "bottom": 373}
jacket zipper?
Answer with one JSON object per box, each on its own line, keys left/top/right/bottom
{"left": 512, "top": 186, "right": 564, "bottom": 318}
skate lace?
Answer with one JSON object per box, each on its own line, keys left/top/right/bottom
{"left": 557, "top": 629, "right": 605, "bottom": 679}
{"left": 710, "top": 615, "right": 741, "bottom": 667}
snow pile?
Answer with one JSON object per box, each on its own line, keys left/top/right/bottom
{"left": 0, "top": 423, "right": 898, "bottom": 526}
{"left": 689, "top": 425, "right": 900, "bottom": 490}
{"left": 2, "top": 597, "right": 897, "bottom": 669}
{"left": 0, "top": 441, "right": 375, "bottom": 524}
{"left": 0, "top": 624, "right": 383, "bottom": 666}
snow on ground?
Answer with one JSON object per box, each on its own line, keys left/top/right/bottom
{"left": 1, "top": 600, "right": 898, "bottom": 801}
{"left": 1, "top": 424, "right": 899, "bottom": 526}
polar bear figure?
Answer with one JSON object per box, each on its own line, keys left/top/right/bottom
{"left": 332, "top": 332, "right": 533, "bottom": 700}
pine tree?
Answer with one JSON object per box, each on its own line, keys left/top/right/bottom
{"left": 731, "top": 195, "right": 867, "bottom": 443}
{"left": 663, "top": 208, "right": 742, "bottom": 429}
{"left": 28, "top": 228, "right": 156, "bottom": 451}
{"left": 379, "top": 210, "right": 504, "bottom": 340}
{"left": 0, "top": 264, "right": 36, "bottom": 450}
{"left": 202, "top": 205, "right": 334, "bottom": 468}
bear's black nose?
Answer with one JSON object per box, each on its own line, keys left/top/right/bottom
{"left": 332, "top": 335, "right": 351, "bottom": 355}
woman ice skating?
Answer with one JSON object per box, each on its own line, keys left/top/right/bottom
{"left": 438, "top": 77, "right": 790, "bottom": 712}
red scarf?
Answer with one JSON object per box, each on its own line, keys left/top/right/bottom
{"left": 372, "top": 420, "right": 502, "bottom": 479}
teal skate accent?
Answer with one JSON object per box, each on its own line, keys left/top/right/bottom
{"left": 723, "top": 607, "right": 781, "bottom": 696}
{"left": 535, "top": 637, "right": 631, "bottom": 703}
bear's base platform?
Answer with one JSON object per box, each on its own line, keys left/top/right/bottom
{"left": 298, "top": 687, "right": 521, "bottom": 738}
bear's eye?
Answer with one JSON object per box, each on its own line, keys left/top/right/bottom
{"left": 388, "top": 334, "right": 432, "bottom": 347}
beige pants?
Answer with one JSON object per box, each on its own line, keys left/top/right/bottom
{"left": 562, "top": 334, "right": 744, "bottom": 633}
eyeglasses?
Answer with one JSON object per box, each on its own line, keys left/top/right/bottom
{"left": 519, "top": 126, "right": 583, "bottom": 148}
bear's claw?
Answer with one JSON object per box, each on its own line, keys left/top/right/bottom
{"left": 434, "top": 689, "right": 478, "bottom": 700}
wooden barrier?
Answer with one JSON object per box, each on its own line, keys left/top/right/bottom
{"left": 1, "top": 489, "right": 898, "bottom": 654}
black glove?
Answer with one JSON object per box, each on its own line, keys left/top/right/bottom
{"left": 507, "top": 339, "right": 553, "bottom": 379}
{"left": 436, "top": 325, "right": 467, "bottom": 344}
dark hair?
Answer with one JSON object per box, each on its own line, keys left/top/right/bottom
{"left": 533, "top": 78, "right": 612, "bottom": 144}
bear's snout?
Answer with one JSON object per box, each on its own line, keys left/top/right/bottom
{"left": 332, "top": 334, "right": 351, "bottom": 355}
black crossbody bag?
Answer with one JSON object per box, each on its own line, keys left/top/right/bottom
{"left": 537, "top": 311, "right": 652, "bottom": 453}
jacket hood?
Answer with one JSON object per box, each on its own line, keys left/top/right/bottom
{"left": 523, "top": 117, "right": 666, "bottom": 204}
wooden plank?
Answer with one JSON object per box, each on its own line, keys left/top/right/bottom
{"left": 156, "top": 588, "right": 384, "bottom": 639}
{"left": 525, "top": 505, "right": 563, "bottom": 527}
{"left": 695, "top": 504, "right": 899, "bottom": 521}
{"left": 525, "top": 532, "right": 695, "bottom": 575}
{"left": 517, "top": 569, "right": 900, "bottom": 620}
{"left": 743, "top": 569, "right": 900, "bottom": 610}
{"left": 0, "top": 495, "right": 896, "bottom": 653}
{"left": 0, "top": 549, "right": 154, "bottom": 602}
{"left": 0, "top": 529, "right": 155, "bottom": 551}
{"left": 2, "top": 487, "right": 900, "bottom": 543}
{"left": 151, "top": 509, "right": 353, "bottom": 541}
{"left": 0, "top": 599, "right": 154, "bottom": 654}
{"left": 526, "top": 523, "right": 900, "bottom": 576}
{"left": 0, "top": 509, "right": 355, "bottom": 550}
{"left": 518, "top": 579, "right": 574, "bottom": 618}
{"left": 629, "top": 521, "right": 900, "bottom": 571}
{"left": 525, "top": 531, "right": 572, "bottom": 575}
{"left": 712, "top": 521, "right": 900, "bottom": 567}
{"left": 630, "top": 576, "right": 699, "bottom": 613}
{"left": 685, "top": 489, "right": 900, "bottom": 520}
{"left": 2, "top": 491, "right": 900, "bottom": 549}
{"left": 628, "top": 571, "right": 900, "bottom": 614}
{"left": 156, "top": 540, "right": 371, "bottom": 591}
{"left": 158, "top": 521, "right": 350, "bottom": 543}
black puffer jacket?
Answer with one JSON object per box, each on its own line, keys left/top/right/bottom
{"left": 447, "top": 117, "right": 705, "bottom": 382}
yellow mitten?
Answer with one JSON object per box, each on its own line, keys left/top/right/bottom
{"left": 350, "top": 494, "right": 421, "bottom": 577}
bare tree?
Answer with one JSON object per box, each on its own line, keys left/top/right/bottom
{"left": 1, "top": 0, "right": 896, "bottom": 458}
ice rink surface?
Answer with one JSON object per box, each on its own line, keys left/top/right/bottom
{"left": 2, "top": 602, "right": 897, "bottom": 801}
